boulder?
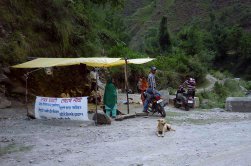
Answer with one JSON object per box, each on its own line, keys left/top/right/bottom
{"left": 27, "top": 104, "right": 36, "bottom": 119}
{"left": 92, "top": 110, "right": 111, "bottom": 125}
{"left": 226, "top": 97, "right": 251, "bottom": 112}
{"left": 194, "top": 97, "right": 200, "bottom": 108}
{"left": 0, "top": 96, "right": 11, "bottom": 109}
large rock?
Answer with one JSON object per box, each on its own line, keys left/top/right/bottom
{"left": 194, "top": 97, "right": 200, "bottom": 108}
{"left": 92, "top": 110, "right": 111, "bottom": 125}
{"left": 27, "top": 104, "right": 36, "bottom": 119}
{"left": 0, "top": 96, "right": 11, "bottom": 109}
{"left": 226, "top": 97, "right": 251, "bottom": 112}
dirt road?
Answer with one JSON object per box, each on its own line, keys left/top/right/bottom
{"left": 1, "top": 104, "right": 251, "bottom": 166}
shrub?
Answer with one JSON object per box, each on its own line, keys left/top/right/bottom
{"left": 242, "top": 81, "right": 251, "bottom": 90}
{"left": 214, "top": 82, "right": 227, "bottom": 98}
{"left": 212, "top": 71, "right": 225, "bottom": 80}
{"left": 199, "top": 79, "right": 245, "bottom": 109}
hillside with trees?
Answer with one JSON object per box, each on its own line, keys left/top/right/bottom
{"left": 124, "top": 0, "right": 251, "bottom": 79}
{"left": 0, "top": 0, "right": 126, "bottom": 64}
{"left": 0, "top": 0, "right": 250, "bottom": 107}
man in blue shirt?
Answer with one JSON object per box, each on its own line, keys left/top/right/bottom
{"left": 143, "top": 66, "right": 158, "bottom": 113}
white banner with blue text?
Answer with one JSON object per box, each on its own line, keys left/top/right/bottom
{"left": 35, "top": 96, "right": 88, "bottom": 120}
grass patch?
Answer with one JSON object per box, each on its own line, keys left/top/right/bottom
{"left": 0, "top": 144, "right": 33, "bottom": 156}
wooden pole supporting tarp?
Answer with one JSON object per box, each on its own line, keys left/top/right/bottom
{"left": 24, "top": 68, "right": 43, "bottom": 118}
{"left": 124, "top": 58, "right": 130, "bottom": 114}
{"left": 95, "top": 68, "right": 98, "bottom": 125}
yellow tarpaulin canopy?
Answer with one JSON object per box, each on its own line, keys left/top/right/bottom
{"left": 12, "top": 57, "right": 154, "bottom": 68}
{"left": 12, "top": 57, "right": 155, "bottom": 116}
{"left": 103, "top": 58, "right": 155, "bottom": 67}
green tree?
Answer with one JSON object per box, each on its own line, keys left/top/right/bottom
{"left": 144, "top": 28, "right": 159, "bottom": 55}
{"left": 90, "top": 0, "right": 124, "bottom": 7}
{"left": 178, "top": 26, "right": 205, "bottom": 56}
{"left": 158, "top": 16, "right": 172, "bottom": 53}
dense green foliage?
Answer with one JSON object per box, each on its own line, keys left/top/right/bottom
{"left": 0, "top": 0, "right": 126, "bottom": 65}
{"left": 126, "top": 0, "right": 251, "bottom": 80}
{"left": 158, "top": 16, "right": 172, "bottom": 53}
{"left": 0, "top": 0, "right": 129, "bottom": 96}
{"left": 211, "top": 24, "right": 251, "bottom": 79}
{"left": 0, "top": 0, "right": 250, "bottom": 101}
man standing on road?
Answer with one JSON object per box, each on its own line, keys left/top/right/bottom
{"left": 143, "top": 66, "right": 158, "bottom": 113}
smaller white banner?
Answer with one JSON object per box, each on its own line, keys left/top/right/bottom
{"left": 35, "top": 96, "right": 88, "bottom": 121}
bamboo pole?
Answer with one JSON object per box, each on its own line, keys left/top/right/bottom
{"left": 95, "top": 68, "right": 98, "bottom": 125}
{"left": 24, "top": 68, "right": 43, "bottom": 118}
{"left": 124, "top": 58, "right": 130, "bottom": 114}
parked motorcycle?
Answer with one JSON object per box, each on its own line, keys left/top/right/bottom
{"left": 173, "top": 90, "right": 194, "bottom": 111}
{"left": 143, "top": 92, "right": 166, "bottom": 117}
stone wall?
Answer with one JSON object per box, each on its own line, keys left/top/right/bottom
{"left": 225, "top": 97, "right": 251, "bottom": 112}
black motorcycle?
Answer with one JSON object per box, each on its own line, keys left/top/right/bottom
{"left": 173, "top": 90, "right": 194, "bottom": 111}
{"left": 143, "top": 92, "right": 166, "bottom": 117}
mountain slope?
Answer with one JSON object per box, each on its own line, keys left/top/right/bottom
{"left": 124, "top": 0, "right": 251, "bottom": 51}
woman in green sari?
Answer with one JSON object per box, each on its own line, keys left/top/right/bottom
{"left": 104, "top": 78, "right": 117, "bottom": 118}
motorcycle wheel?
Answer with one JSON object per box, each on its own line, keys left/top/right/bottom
{"left": 174, "top": 100, "right": 180, "bottom": 108}
{"left": 185, "top": 105, "right": 190, "bottom": 111}
{"left": 157, "top": 104, "right": 166, "bottom": 117}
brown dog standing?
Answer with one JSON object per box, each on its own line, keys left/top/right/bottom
{"left": 156, "top": 119, "right": 175, "bottom": 137}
